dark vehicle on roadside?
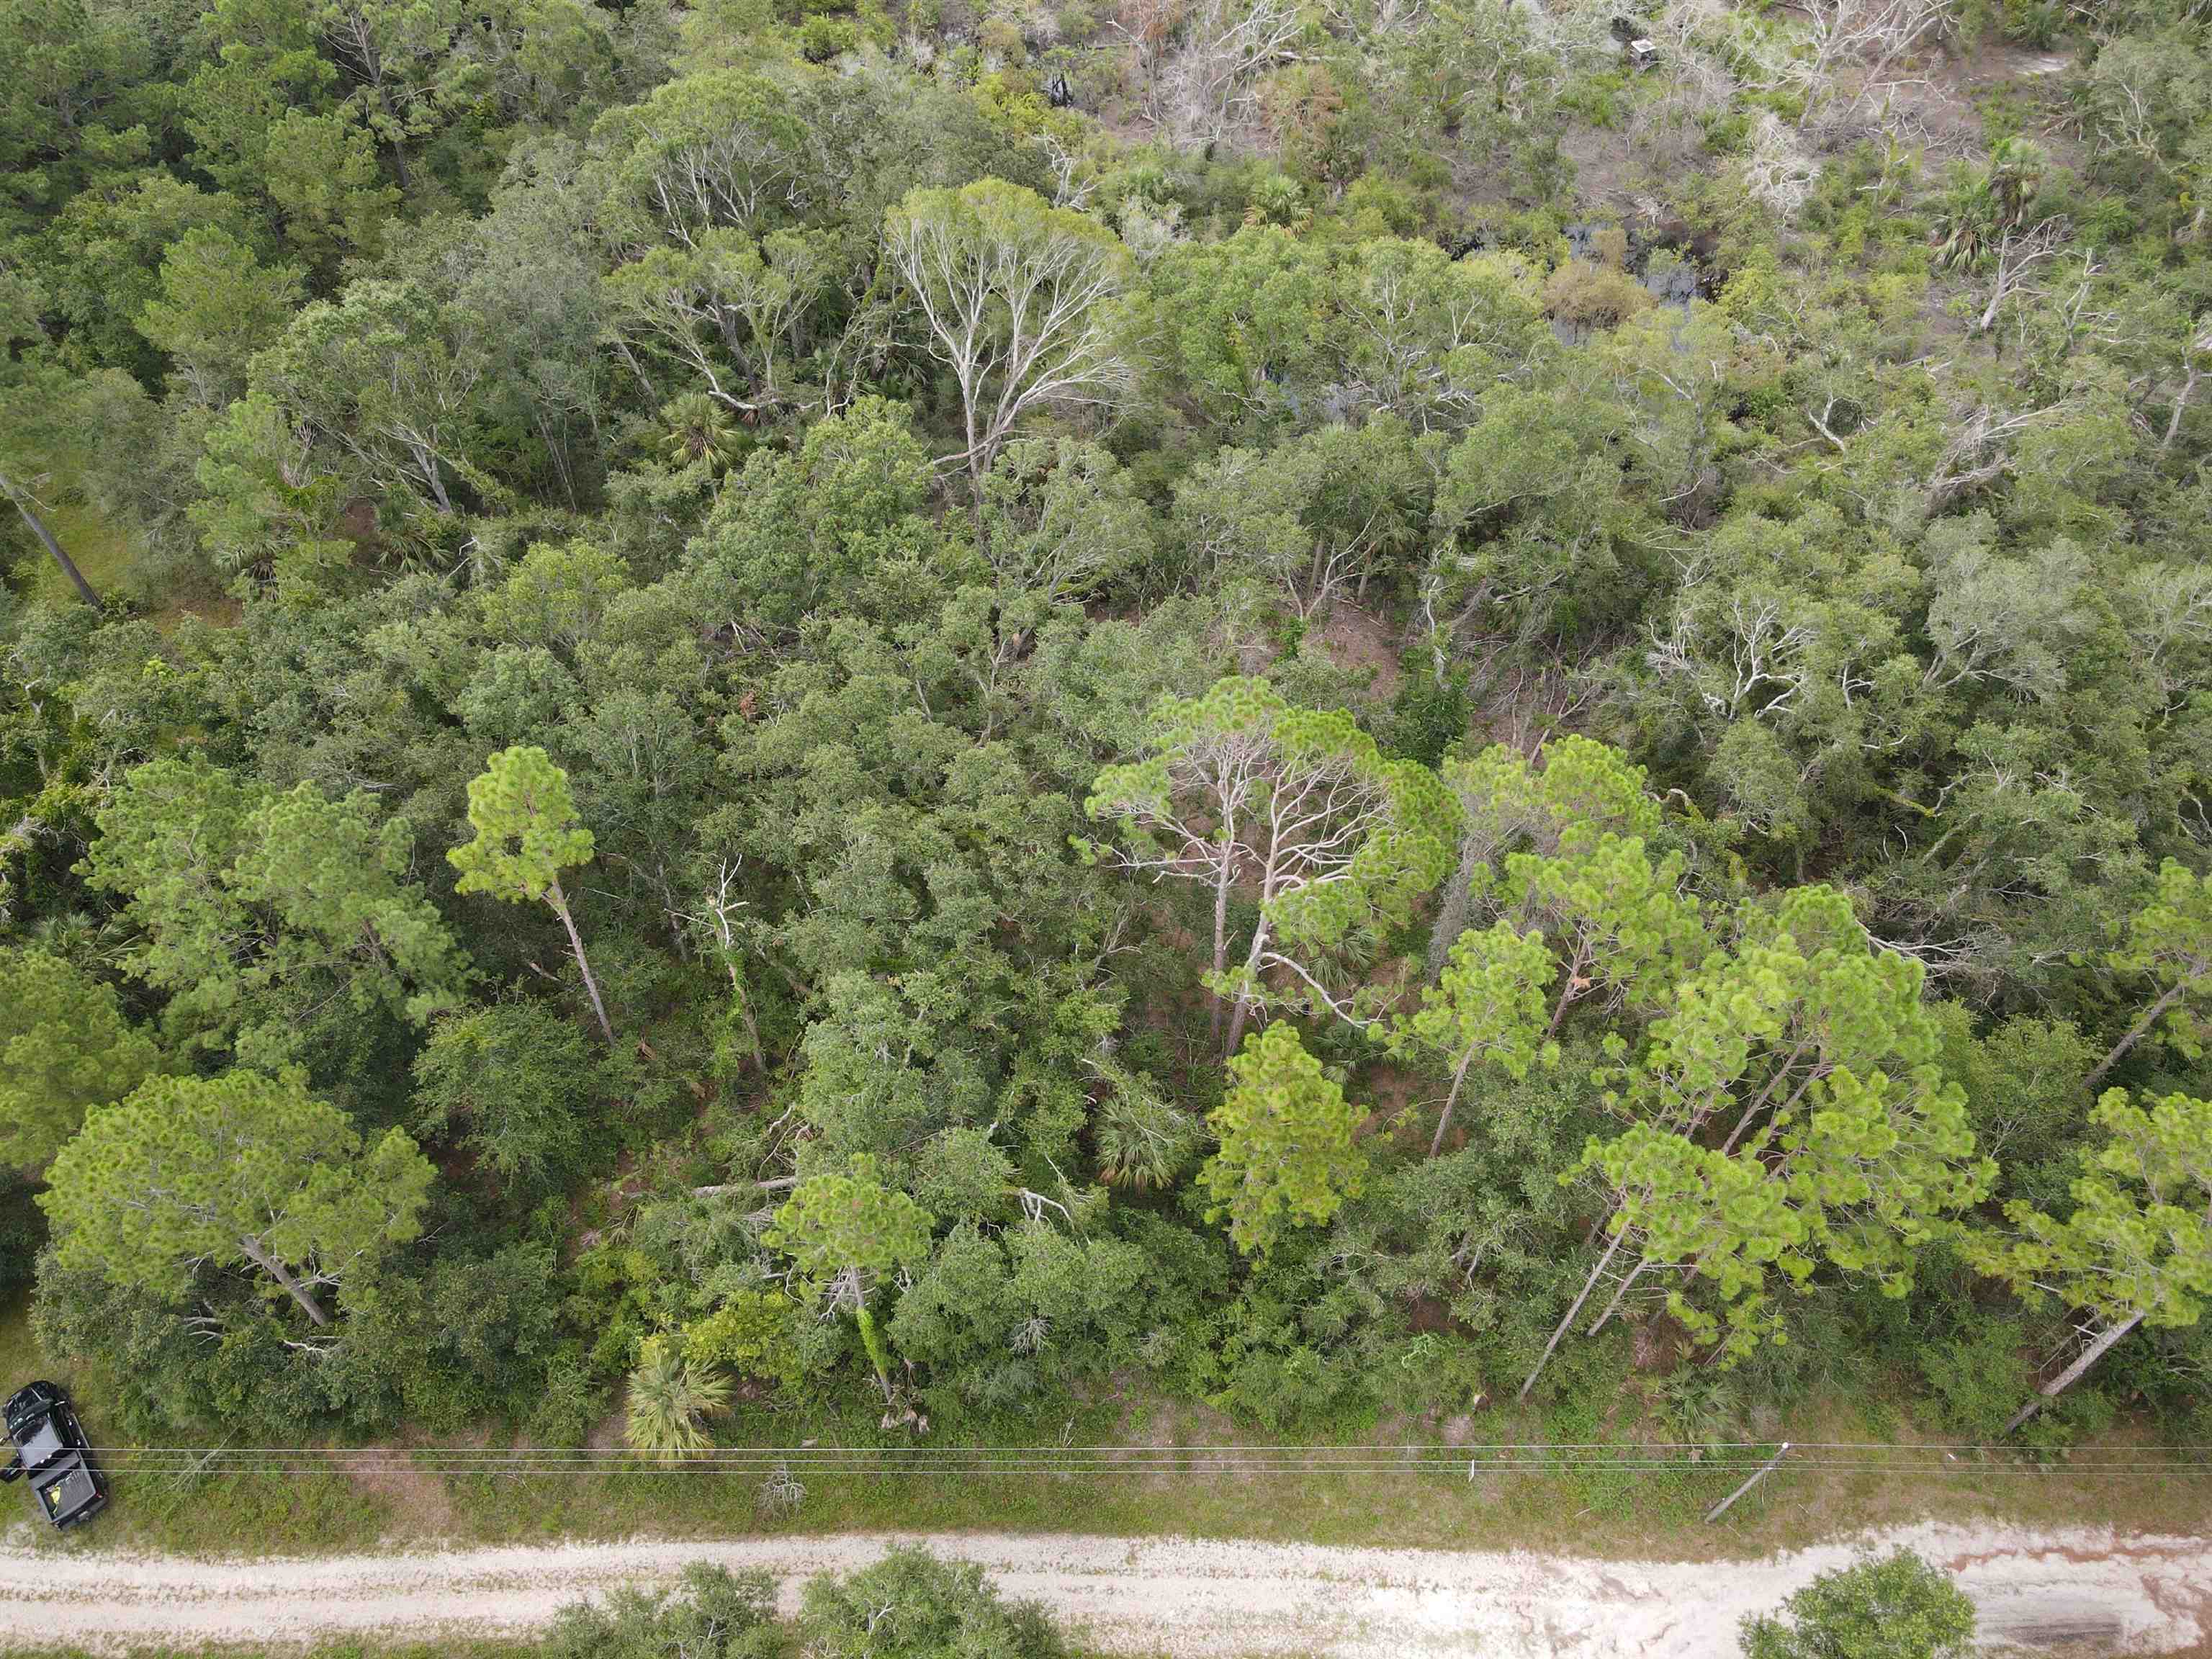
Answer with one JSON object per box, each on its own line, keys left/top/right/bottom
{"left": 1, "top": 1381, "right": 109, "bottom": 1529}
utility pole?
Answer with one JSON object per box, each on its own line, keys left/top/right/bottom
{"left": 1706, "top": 1442, "right": 1791, "bottom": 1524}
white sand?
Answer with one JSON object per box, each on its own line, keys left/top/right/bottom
{"left": 1, "top": 1522, "right": 2206, "bottom": 1655}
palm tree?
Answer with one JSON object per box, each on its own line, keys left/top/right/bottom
{"left": 623, "top": 1336, "right": 732, "bottom": 1463}
{"left": 1092, "top": 1079, "right": 1196, "bottom": 1191}
{"left": 659, "top": 393, "right": 742, "bottom": 475}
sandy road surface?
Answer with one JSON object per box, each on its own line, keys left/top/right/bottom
{"left": 1, "top": 1523, "right": 2207, "bottom": 1656}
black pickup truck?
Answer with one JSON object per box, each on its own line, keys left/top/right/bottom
{"left": 1, "top": 1381, "right": 109, "bottom": 1529}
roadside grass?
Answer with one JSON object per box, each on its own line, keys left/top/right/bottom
{"left": 4, "top": 1646, "right": 536, "bottom": 1659}
{"left": 6, "top": 1292, "right": 2207, "bottom": 1565}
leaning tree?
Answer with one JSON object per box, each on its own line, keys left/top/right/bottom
{"left": 1968, "top": 1087, "right": 2212, "bottom": 1433}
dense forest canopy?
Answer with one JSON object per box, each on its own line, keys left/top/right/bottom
{"left": 1, "top": 0, "right": 2209, "bottom": 1459}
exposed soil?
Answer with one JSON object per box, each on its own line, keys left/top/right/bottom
{"left": 1, "top": 1522, "right": 2203, "bottom": 1656}
{"left": 1312, "top": 603, "right": 1405, "bottom": 703}
{"left": 341, "top": 1452, "right": 457, "bottom": 1537}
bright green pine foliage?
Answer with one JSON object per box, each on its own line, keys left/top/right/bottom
{"left": 2092, "top": 858, "right": 2212, "bottom": 1085}
{"left": 450, "top": 743, "right": 596, "bottom": 904}
{"left": 450, "top": 743, "right": 613, "bottom": 1043}
{"left": 1970, "top": 1089, "right": 2212, "bottom": 1340}
{"left": 0, "top": 947, "right": 156, "bottom": 1174}
{"left": 1558, "top": 885, "right": 1993, "bottom": 1368}
{"left": 1392, "top": 920, "right": 1557, "bottom": 1156}
{"left": 1587, "top": 1123, "right": 1812, "bottom": 1357}
{"left": 766, "top": 1156, "right": 934, "bottom": 1403}
{"left": 1202, "top": 1022, "right": 1368, "bottom": 1258}
{"left": 1430, "top": 734, "right": 1669, "bottom": 972}
{"left": 40, "top": 1069, "right": 434, "bottom": 1323}
{"left": 767, "top": 1156, "right": 934, "bottom": 1290}
{"left": 1506, "top": 831, "right": 1706, "bottom": 1029}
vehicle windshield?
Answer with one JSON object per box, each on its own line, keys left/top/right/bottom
{"left": 19, "top": 1421, "right": 66, "bottom": 1469}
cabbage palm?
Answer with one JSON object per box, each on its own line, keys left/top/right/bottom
{"left": 623, "top": 1337, "right": 732, "bottom": 1463}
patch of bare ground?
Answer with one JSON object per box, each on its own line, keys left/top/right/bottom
{"left": 1560, "top": 122, "right": 1657, "bottom": 220}
{"left": 1117, "top": 1395, "right": 1259, "bottom": 1488}
{"left": 1357, "top": 1062, "right": 1432, "bottom": 1147}
{"left": 343, "top": 1447, "right": 457, "bottom": 1537}
{"left": 1311, "top": 603, "right": 1404, "bottom": 703}
{"left": 1839, "top": 36, "right": 2080, "bottom": 166}
{"left": 587, "top": 1407, "right": 628, "bottom": 1455}
{"left": 1629, "top": 1316, "right": 1686, "bottom": 1376}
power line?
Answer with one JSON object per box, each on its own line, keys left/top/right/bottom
{"left": 81, "top": 1439, "right": 2212, "bottom": 1453}
{"left": 71, "top": 1447, "right": 2212, "bottom": 1478}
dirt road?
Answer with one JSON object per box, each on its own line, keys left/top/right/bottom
{"left": 1, "top": 1522, "right": 2206, "bottom": 1655}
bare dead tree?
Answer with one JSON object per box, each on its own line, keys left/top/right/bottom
{"left": 1141, "top": 0, "right": 1305, "bottom": 148}
{"left": 1785, "top": 0, "right": 1959, "bottom": 130}
{"left": 1972, "top": 217, "right": 2074, "bottom": 338}
{"left": 2162, "top": 318, "right": 2211, "bottom": 456}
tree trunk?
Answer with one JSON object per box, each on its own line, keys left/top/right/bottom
{"left": 1, "top": 473, "right": 101, "bottom": 608}
{"left": 1521, "top": 1223, "right": 1626, "bottom": 1401}
{"left": 1428, "top": 1046, "right": 1479, "bottom": 1159}
{"left": 1210, "top": 854, "right": 1234, "bottom": 1044}
{"left": 1425, "top": 830, "right": 1483, "bottom": 984}
{"left": 548, "top": 878, "right": 617, "bottom": 1047}
{"left": 239, "top": 1236, "right": 330, "bottom": 1326}
{"left": 2087, "top": 980, "right": 2190, "bottom": 1092}
{"left": 1223, "top": 916, "right": 1270, "bottom": 1058}
{"left": 1545, "top": 940, "right": 1590, "bottom": 1040}
{"left": 2004, "top": 1310, "right": 2145, "bottom": 1434}
{"left": 966, "top": 454, "right": 990, "bottom": 563}
{"left": 1587, "top": 1257, "right": 1649, "bottom": 1336}
{"left": 2162, "top": 364, "right": 2201, "bottom": 457}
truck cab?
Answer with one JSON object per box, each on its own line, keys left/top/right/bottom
{"left": 1, "top": 1381, "right": 109, "bottom": 1529}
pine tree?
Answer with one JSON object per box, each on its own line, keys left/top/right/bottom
{"left": 1200, "top": 1023, "right": 1368, "bottom": 1258}
{"left": 2088, "top": 860, "right": 2212, "bottom": 1088}
{"left": 765, "top": 1156, "right": 932, "bottom": 1406}
{"left": 40, "top": 1070, "right": 434, "bottom": 1326}
{"left": 1966, "top": 1088, "right": 2212, "bottom": 1431}
{"left": 449, "top": 745, "right": 614, "bottom": 1046}
{"left": 1390, "top": 920, "right": 1557, "bottom": 1158}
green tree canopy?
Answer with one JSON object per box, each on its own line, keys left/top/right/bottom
{"left": 1087, "top": 675, "right": 1458, "bottom": 1053}
{"left": 1202, "top": 1022, "right": 1367, "bottom": 1258}
{"left": 0, "top": 948, "right": 158, "bottom": 1175}
{"left": 86, "top": 756, "right": 469, "bottom": 1068}
{"left": 40, "top": 1069, "right": 435, "bottom": 1326}
{"left": 544, "top": 1563, "right": 778, "bottom": 1659}
{"left": 1390, "top": 920, "right": 1557, "bottom": 1158}
{"left": 450, "top": 743, "right": 613, "bottom": 1044}
{"left": 797, "top": 1546, "right": 1069, "bottom": 1659}
{"left": 1967, "top": 1087, "right": 2212, "bottom": 1426}
{"left": 1741, "top": 1551, "right": 1975, "bottom": 1659}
